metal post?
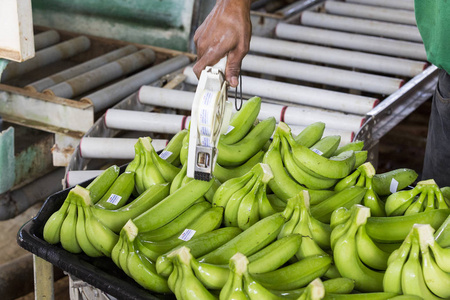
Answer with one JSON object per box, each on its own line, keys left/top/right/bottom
{"left": 33, "top": 255, "right": 54, "bottom": 300}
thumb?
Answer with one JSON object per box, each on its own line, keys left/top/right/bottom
{"left": 225, "top": 52, "right": 244, "bottom": 88}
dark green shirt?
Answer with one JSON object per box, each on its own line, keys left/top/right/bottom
{"left": 415, "top": 0, "right": 450, "bottom": 73}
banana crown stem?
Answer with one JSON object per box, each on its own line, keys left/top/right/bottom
{"left": 358, "top": 162, "right": 376, "bottom": 178}
{"left": 229, "top": 252, "right": 249, "bottom": 275}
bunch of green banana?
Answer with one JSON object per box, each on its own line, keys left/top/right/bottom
{"left": 111, "top": 220, "right": 170, "bottom": 293}
{"left": 91, "top": 183, "right": 170, "bottom": 232}
{"left": 132, "top": 177, "right": 214, "bottom": 232}
{"left": 263, "top": 125, "right": 336, "bottom": 204}
{"left": 278, "top": 191, "right": 332, "bottom": 259}
{"left": 213, "top": 150, "right": 264, "bottom": 183}
{"left": 217, "top": 116, "right": 276, "bottom": 167}
{"left": 372, "top": 168, "right": 418, "bottom": 196}
{"left": 94, "top": 171, "right": 135, "bottom": 210}
{"left": 385, "top": 179, "right": 449, "bottom": 217}
{"left": 165, "top": 246, "right": 217, "bottom": 299}
{"left": 155, "top": 227, "right": 243, "bottom": 278}
{"left": 332, "top": 204, "right": 385, "bottom": 292}
{"left": 136, "top": 205, "right": 223, "bottom": 261}
{"left": 48, "top": 163, "right": 120, "bottom": 241}
{"left": 270, "top": 277, "right": 355, "bottom": 298}
{"left": 384, "top": 224, "right": 450, "bottom": 299}
{"left": 277, "top": 122, "right": 356, "bottom": 180}
{"left": 127, "top": 137, "right": 179, "bottom": 195}
{"left": 160, "top": 129, "right": 188, "bottom": 167}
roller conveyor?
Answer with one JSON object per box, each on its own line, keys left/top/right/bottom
{"left": 275, "top": 24, "right": 427, "bottom": 60}
{"left": 34, "top": 30, "right": 61, "bottom": 51}
{"left": 345, "top": 0, "right": 414, "bottom": 11}
{"left": 79, "top": 137, "right": 167, "bottom": 159}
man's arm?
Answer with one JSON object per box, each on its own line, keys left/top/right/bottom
{"left": 193, "top": 0, "right": 252, "bottom": 87}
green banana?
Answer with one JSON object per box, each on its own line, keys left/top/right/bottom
{"left": 86, "top": 165, "right": 120, "bottom": 203}
{"left": 244, "top": 271, "right": 285, "bottom": 300}
{"left": 365, "top": 209, "right": 450, "bottom": 243}
{"left": 264, "top": 130, "right": 334, "bottom": 203}
{"left": 170, "top": 162, "right": 187, "bottom": 194}
{"left": 156, "top": 227, "right": 242, "bottom": 277}
{"left": 161, "top": 129, "right": 188, "bottom": 166}
{"left": 133, "top": 178, "right": 214, "bottom": 232}
{"left": 251, "top": 254, "right": 331, "bottom": 290}
{"left": 333, "top": 205, "right": 384, "bottom": 292}
{"left": 266, "top": 193, "right": 287, "bottom": 212}
{"left": 333, "top": 140, "right": 364, "bottom": 156}
{"left": 310, "top": 186, "right": 366, "bottom": 223}
{"left": 279, "top": 122, "right": 355, "bottom": 179}
{"left": 60, "top": 201, "right": 82, "bottom": 254}
{"left": 281, "top": 136, "right": 337, "bottom": 190}
{"left": 137, "top": 206, "right": 223, "bottom": 260}
{"left": 217, "top": 117, "right": 276, "bottom": 167}
{"left": 220, "top": 96, "right": 261, "bottom": 145}
{"left": 213, "top": 171, "right": 254, "bottom": 208}
{"left": 247, "top": 234, "right": 302, "bottom": 274}
{"left": 421, "top": 246, "right": 450, "bottom": 298}
{"left": 220, "top": 253, "right": 249, "bottom": 300}
{"left": 310, "top": 135, "right": 341, "bottom": 158}
{"left": 373, "top": 168, "right": 418, "bottom": 196}
{"left": 91, "top": 183, "right": 169, "bottom": 232}
{"left": 111, "top": 229, "right": 125, "bottom": 268}
{"left": 294, "top": 122, "right": 325, "bottom": 147}
{"left": 354, "top": 151, "right": 368, "bottom": 169}
{"left": 43, "top": 196, "right": 71, "bottom": 244}
{"left": 386, "top": 296, "right": 423, "bottom": 300}
{"left": 278, "top": 203, "right": 301, "bottom": 239}
{"left": 199, "top": 212, "right": 286, "bottom": 265}
{"left": 270, "top": 277, "right": 355, "bottom": 298}
{"left": 383, "top": 232, "right": 412, "bottom": 294}
{"left": 139, "top": 201, "right": 210, "bottom": 241}
{"left": 385, "top": 188, "right": 421, "bottom": 216}
{"left": 127, "top": 239, "right": 170, "bottom": 293}
{"left": 213, "top": 150, "right": 264, "bottom": 183}
{"left": 75, "top": 204, "right": 103, "bottom": 257}
{"left": 139, "top": 137, "right": 166, "bottom": 190}
{"left": 191, "top": 258, "right": 229, "bottom": 290}
{"left": 84, "top": 205, "right": 119, "bottom": 257}
{"left": 94, "top": 171, "right": 135, "bottom": 210}
{"left": 401, "top": 237, "right": 440, "bottom": 300}
{"left": 150, "top": 143, "right": 180, "bottom": 182}
{"left": 357, "top": 163, "right": 386, "bottom": 217}
{"left": 356, "top": 225, "right": 389, "bottom": 270}
{"left": 334, "top": 169, "right": 361, "bottom": 192}
{"left": 435, "top": 213, "right": 450, "bottom": 248}
{"left": 167, "top": 247, "right": 216, "bottom": 299}
{"left": 323, "top": 293, "right": 397, "bottom": 300}
{"left": 179, "top": 128, "right": 189, "bottom": 165}
{"left": 133, "top": 141, "right": 147, "bottom": 194}
{"left": 224, "top": 174, "right": 259, "bottom": 227}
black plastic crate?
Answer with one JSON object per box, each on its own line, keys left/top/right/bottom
{"left": 17, "top": 173, "right": 175, "bottom": 300}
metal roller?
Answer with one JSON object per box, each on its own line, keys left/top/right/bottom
{"left": 275, "top": 23, "right": 427, "bottom": 61}
{"left": 138, "top": 85, "right": 365, "bottom": 132}
{"left": 184, "top": 66, "right": 378, "bottom": 115}
{"left": 66, "top": 170, "right": 103, "bottom": 187}
{"left": 289, "top": 125, "right": 354, "bottom": 146}
{"left": 301, "top": 11, "right": 422, "bottom": 43}
{"left": 241, "top": 54, "right": 403, "bottom": 94}
{"left": 79, "top": 137, "right": 167, "bottom": 159}
{"left": 324, "top": 1, "right": 416, "bottom": 25}
{"left": 43, "top": 48, "right": 155, "bottom": 99}
{"left": 1, "top": 36, "right": 91, "bottom": 81}
{"left": 34, "top": 30, "right": 60, "bottom": 51}
{"left": 81, "top": 55, "right": 191, "bottom": 112}
{"left": 250, "top": 36, "right": 427, "bottom": 77}
{"left": 25, "top": 45, "right": 138, "bottom": 92}
{"left": 345, "top": 0, "right": 414, "bottom": 11}
{"left": 104, "top": 109, "right": 190, "bottom": 134}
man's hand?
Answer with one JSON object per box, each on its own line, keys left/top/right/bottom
{"left": 193, "top": 0, "right": 252, "bottom": 87}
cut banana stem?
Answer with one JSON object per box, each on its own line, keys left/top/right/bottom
{"left": 79, "top": 137, "right": 167, "bottom": 159}
{"left": 275, "top": 23, "right": 426, "bottom": 61}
